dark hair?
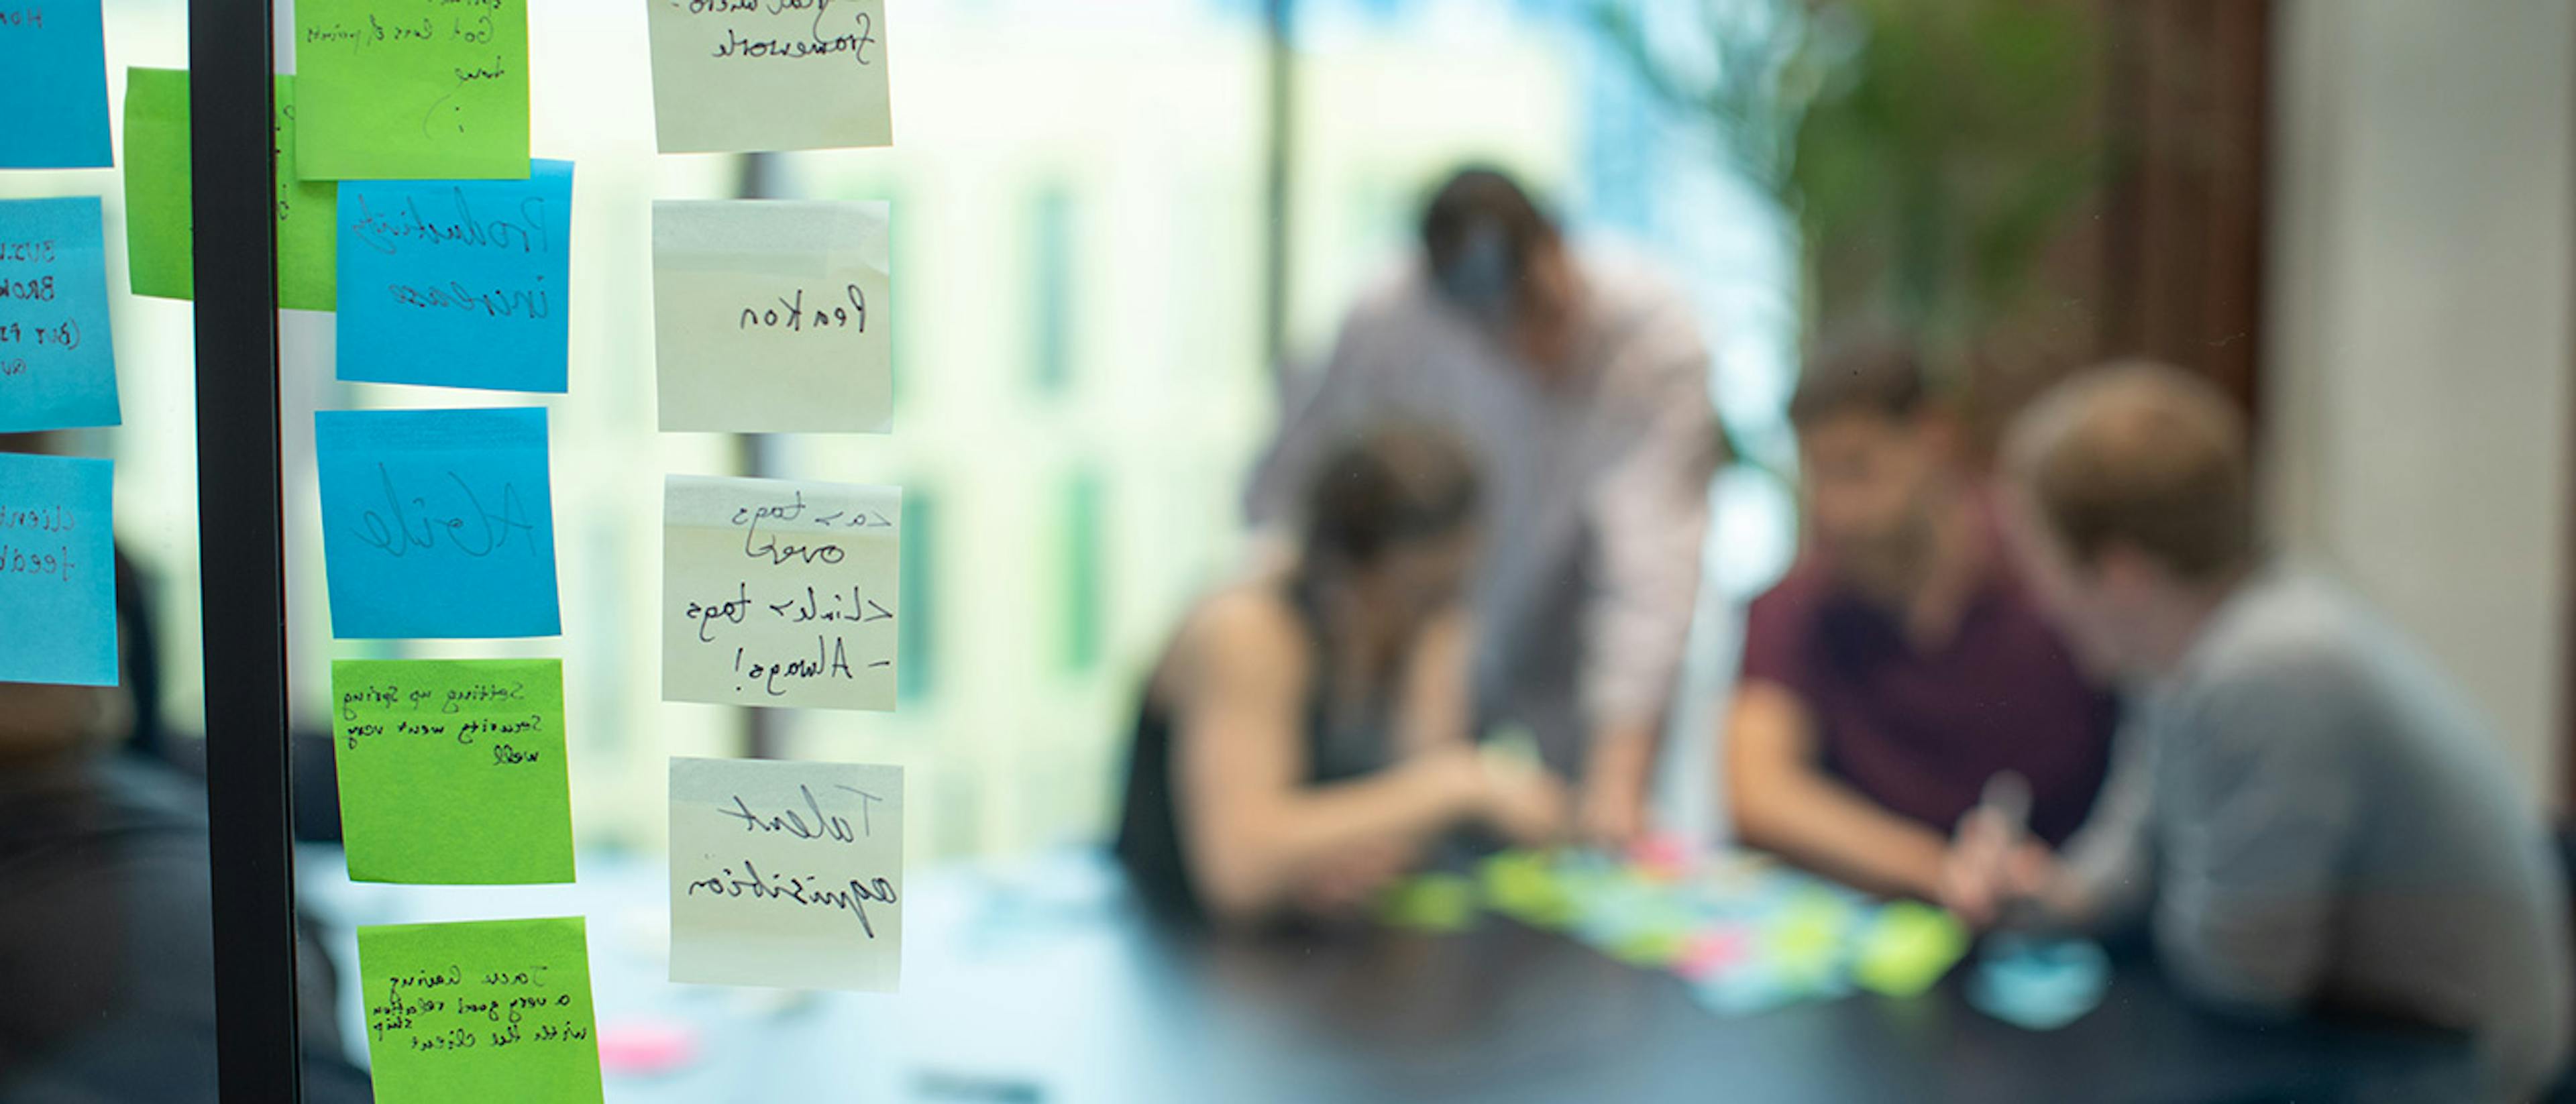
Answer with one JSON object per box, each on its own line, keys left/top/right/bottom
{"left": 2005, "top": 360, "right": 2255, "bottom": 583}
{"left": 1788, "top": 335, "right": 1929, "bottom": 429}
{"left": 1301, "top": 426, "right": 1481, "bottom": 571}
{"left": 1420, "top": 167, "right": 1558, "bottom": 313}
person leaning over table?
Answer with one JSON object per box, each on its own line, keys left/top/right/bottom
{"left": 1116, "top": 425, "right": 1569, "bottom": 925}
{"left": 1943, "top": 362, "right": 2573, "bottom": 1102}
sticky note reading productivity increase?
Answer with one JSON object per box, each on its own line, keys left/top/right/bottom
{"left": 646, "top": 0, "right": 890, "bottom": 154}
{"left": 0, "top": 453, "right": 113, "bottom": 685}
{"left": 0, "top": 0, "right": 112, "bottom": 168}
{"left": 331, "top": 659, "right": 574, "bottom": 885}
{"left": 317, "top": 407, "right": 560, "bottom": 639}
{"left": 669, "top": 757, "right": 902, "bottom": 991}
{"left": 654, "top": 201, "right": 891, "bottom": 433}
{"left": 294, "top": 0, "right": 529, "bottom": 180}
{"left": 338, "top": 160, "right": 572, "bottom": 392}
{"left": 359, "top": 917, "right": 603, "bottom": 1104}
{"left": 123, "top": 68, "right": 339, "bottom": 310}
{"left": 663, "top": 475, "right": 898, "bottom": 712}
{"left": 0, "top": 198, "right": 118, "bottom": 432}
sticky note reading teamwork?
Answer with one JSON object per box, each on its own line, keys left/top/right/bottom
{"left": 0, "top": 0, "right": 112, "bottom": 168}
{"left": 646, "top": 0, "right": 890, "bottom": 154}
{"left": 0, "top": 453, "right": 113, "bottom": 685}
{"left": 653, "top": 200, "right": 890, "bottom": 433}
{"left": 331, "top": 659, "right": 574, "bottom": 885}
{"left": 663, "top": 474, "right": 898, "bottom": 711}
{"left": 670, "top": 757, "right": 902, "bottom": 991}
{"left": 317, "top": 407, "right": 560, "bottom": 639}
{"left": 337, "top": 160, "right": 572, "bottom": 392}
{"left": 294, "top": 0, "right": 530, "bottom": 180}
{"left": 122, "top": 68, "right": 339, "bottom": 310}
{"left": 0, "top": 198, "right": 117, "bottom": 433}
{"left": 358, "top": 916, "right": 603, "bottom": 1104}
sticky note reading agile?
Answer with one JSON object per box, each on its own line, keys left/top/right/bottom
{"left": 294, "top": 0, "right": 529, "bottom": 180}
{"left": 0, "top": 453, "right": 113, "bottom": 685}
{"left": 317, "top": 407, "right": 560, "bottom": 639}
{"left": 121, "top": 68, "right": 339, "bottom": 310}
{"left": 663, "top": 474, "right": 898, "bottom": 711}
{"left": 331, "top": 659, "right": 574, "bottom": 885}
{"left": 358, "top": 917, "right": 603, "bottom": 1104}
{"left": 669, "top": 757, "right": 902, "bottom": 991}
{"left": 337, "top": 160, "right": 572, "bottom": 392}
{"left": 0, "top": 198, "right": 117, "bottom": 432}
{"left": 0, "top": 0, "right": 112, "bottom": 168}
{"left": 653, "top": 200, "right": 890, "bottom": 433}
{"left": 646, "top": 0, "right": 889, "bottom": 154}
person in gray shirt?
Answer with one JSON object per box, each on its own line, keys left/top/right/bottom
{"left": 1944, "top": 361, "right": 2572, "bottom": 1101}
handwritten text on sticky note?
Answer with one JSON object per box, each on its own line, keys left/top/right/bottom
{"left": 294, "top": 0, "right": 530, "bottom": 180}
{"left": 653, "top": 200, "right": 891, "bottom": 433}
{"left": 122, "top": 69, "right": 339, "bottom": 311}
{"left": 663, "top": 475, "right": 898, "bottom": 711}
{"left": 317, "top": 407, "right": 561, "bottom": 639}
{"left": 359, "top": 916, "right": 603, "bottom": 1104}
{"left": 331, "top": 658, "right": 574, "bottom": 885}
{"left": 337, "top": 160, "right": 572, "bottom": 392}
{"left": 0, "top": 452, "right": 113, "bottom": 686}
{"left": 669, "top": 756, "right": 902, "bottom": 991}
{"left": 0, "top": 197, "right": 118, "bottom": 433}
{"left": 0, "top": 0, "right": 112, "bottom": 168}
{"left": 646, "top": 0, "right": 889, "bottom": 154}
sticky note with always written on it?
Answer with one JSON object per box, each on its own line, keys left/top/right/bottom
{"left": 121, "top": 68, "right": 339, "bottom": 311}
{"left": 0, "top": 197, "right": 119, "bottom": 432}
{"left": 0, "top": 452, "right": 114, "bottom": 686}
{"left": 336, "top": 160, "right": 572, "bottom": 392}
{"left": 669, "top": 756, "right": 902, "bottom": 992}
{"left": 330, "top": 658, "right": 574, "bottom": 885}
{"left": 316, "top": 406, "right": 560, "bottom": 639}
{"left": 646, "top": 0, "right": 890, "bottom": 154}
{"left": 358, "top": 916, "right": 603, "bottom": 1104}
{"left": 292, "top": 0, "right": 530, "bottom": 180}
{"left": 0, "top": 0, "right": 112, "bottom": 168}
{"left": 663, "top": 474, "right": 898, "bottom": 711}
{"left": 653, "top": 199, "right": 891, "bottom": 433}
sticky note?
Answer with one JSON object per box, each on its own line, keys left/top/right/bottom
{"left": 0, "top": 0, "right": 111, "bottom": 168}
{"left": 329, "top": 658, "right": 574, "bottom": 885}
{"left": 0, "top": 452, "right": 113, "bottom": 685}
{"left": 669, "top": 756, "right": 902, "bottom": 991}
{"left": 662, "top": 475, "right": 898, "bottom": 710}
{"left": 0, "top": 198, "right": 117, "bottom": 432}
{"left": 358, "top": 916, "right": 603, "bottom": 1104}
{"left": 337, "top": 160, "right": 572, "bottom": 392}
{"left": 645, "top": 0, "right": 890, "bottom": 154}
{"left": 317, "top": 407, "right": 560, "bottom": 639}
{"left": 121, "top": 68, "right": 339, "bottom": 310}
{"left": 653, "top": 201, "right": 891, "bottom": 433}
{"left": 1967, "top": 934, "right": 2110, "bottom": 1031}
{"left": 1852, "top": 901, "right": 1969, "bottom": 998}
{"left": 293, "top": 0, "right": 530, "bottom": 180}
{"left": 1376, "top": 873, "right": 1477, "bottom": 932}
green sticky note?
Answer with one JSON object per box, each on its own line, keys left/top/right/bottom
{"left": 121, "top": 68, "right": 337, "bottom": 310}
{"left": 1480, "top": 850, "right": 1580, "bottom": 930}
{"left": 359, "top": 917, "right": 602, "bottom": 1104}
{"left": 1854, "top": 901, "right": 1970, "bottom": 998}
{"left": 293, "top": 0, "right": 529, "bottom": 180}
{"left": 1376, "top": 873, "right": 1478, "bottom": 932}
{"left": 330, "top": 659, "right": 574, "bottom": 885}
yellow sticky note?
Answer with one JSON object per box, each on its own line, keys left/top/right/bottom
{"left": 329, "top": 659, "right": 574, "bottom": 885}
{"left": 1377, "top": 873, "right": 1478, "bottom": 932}
{"left": 358, "top": 917, "right": 602, "bottom": 1104}
{"left": 645, "top": 0, "right": 890, "bottom": 154}
{"left": 663, "top": 474, "right": 900, "bottom": 711}
{"left": 653, "top": 200, "right": 892, "bottom": 433}
{"left": 669, "top": 756, "right": 903, "bottom": 991}
{"left": 1854, "top": 901, "right": 1970, "bottom": 998}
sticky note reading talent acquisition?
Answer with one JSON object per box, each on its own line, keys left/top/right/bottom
{"left": 645, "top": 0, "right": 890, "bottom": 154}
{"left": 0, "top": 198, "right": 117, "bottom": 432}
{"left": 337, "top": 160, "right": 572, "bottom": 392}
{"left": 663, "top": 475, "right": 899, "bottom": 711}
{"left": 121, "top": 68, "right": 339, "bottom": 310}
{"left": 0, "top": 0, "right": 112, "bottom": 168}
{"left": 294, "top": 0, "right": 530, "bottom": 180}
{"left": 669, "top": 757, "right": 902, "bottom": 991}
{"left": 0, "top": 453, "right": 113, "bottom": 685}
{"left": 317, "top": 407, "right": 560, "bottom": 639}
{"left": 358, "top": 917, "right": 604, "bottom": 1104}
{"left": 331, "top": 659, "right": 574, "bottom": 885}
{"left": 653, "top": 200, "right": 891, "bottom": 433}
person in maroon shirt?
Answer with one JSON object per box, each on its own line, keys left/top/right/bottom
{"left": 1723, "top": 338, "right": 2115, "bottom": 900}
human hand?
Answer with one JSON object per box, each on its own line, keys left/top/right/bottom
{"left": 1940, "top": 804, "right": 2060, "bottom": 928}
{"left": 1477, "top": 746, "right": 1572, "bottom": 848}
{"left": 1576, "top": 769, "right": 1652, "bottom": 848}
{"left": 1291, "top": 837, "right": 1420, "bottom": 918}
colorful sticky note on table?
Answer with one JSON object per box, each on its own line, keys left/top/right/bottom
{"left": 121, "top": 68, "right": 338, "bottom": 310}
{"left": 1376, "top": 873, "right": 1478, "bottom": 932}
{"left": 669, "top": 756, "right": 903, "bottom": 991}
{"left": 0, "top": 197, "right": 117, "bottom": 432}
{"left": 329, "top": 658, "right": 574, "bottom": 884}
{"left": 316, "top": 406, "right": 560, "bottom": 639}
{"left": 0, "top": 0, "right": 111, "bottom": 168}
{"left": 662, "top": 474, "right": 898, "bottom": 710}
{"left": 358, "top": 916, "right": 603, "bottom": 1104}
{"left": 1852, "top": 901, "right": 1970, "bottom": 998}
{"left": 0, "top": 453, "right": 113, "bottom": 685}
{"left": 653, "top": 200, "right": 891, "bottom": 433}
{"left": 293, "top": 0, "right": 529, "bottom": 180}
{"left": 337, "top": 160, "right": 572, "bottom": 392}
{"left": 645, "top": 0, "right": 890, "bottom": 154}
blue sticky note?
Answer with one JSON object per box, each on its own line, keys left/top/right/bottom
{"left": 0, "top": 197, "right": 119, "bottom": 431}
{"left": 1967, "top": 935, "right": 2110, "bottom": 1031}
{"left": 316, "top": 407, "right": 560, "bottom": 639}
{"left": 335, "top": 161, "right": 573, "bottom": 393}
{"left": 0, "top": 0, "right": 113, "bottom": 168}
{"left": 0, "top": 453, "right": 115, "bottom": 685}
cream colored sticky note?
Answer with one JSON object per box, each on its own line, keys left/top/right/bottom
{"left": 646, "top": 0, "right": 889, "bottom": 154}
{"left": 662, "top": 474, "right": 898, "bottom": 711}
{"left": 669, "top": 756, "right": 902, "bottom": 991}
{"left": 653, "top": 201, "right": 890, "bottom": 434}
